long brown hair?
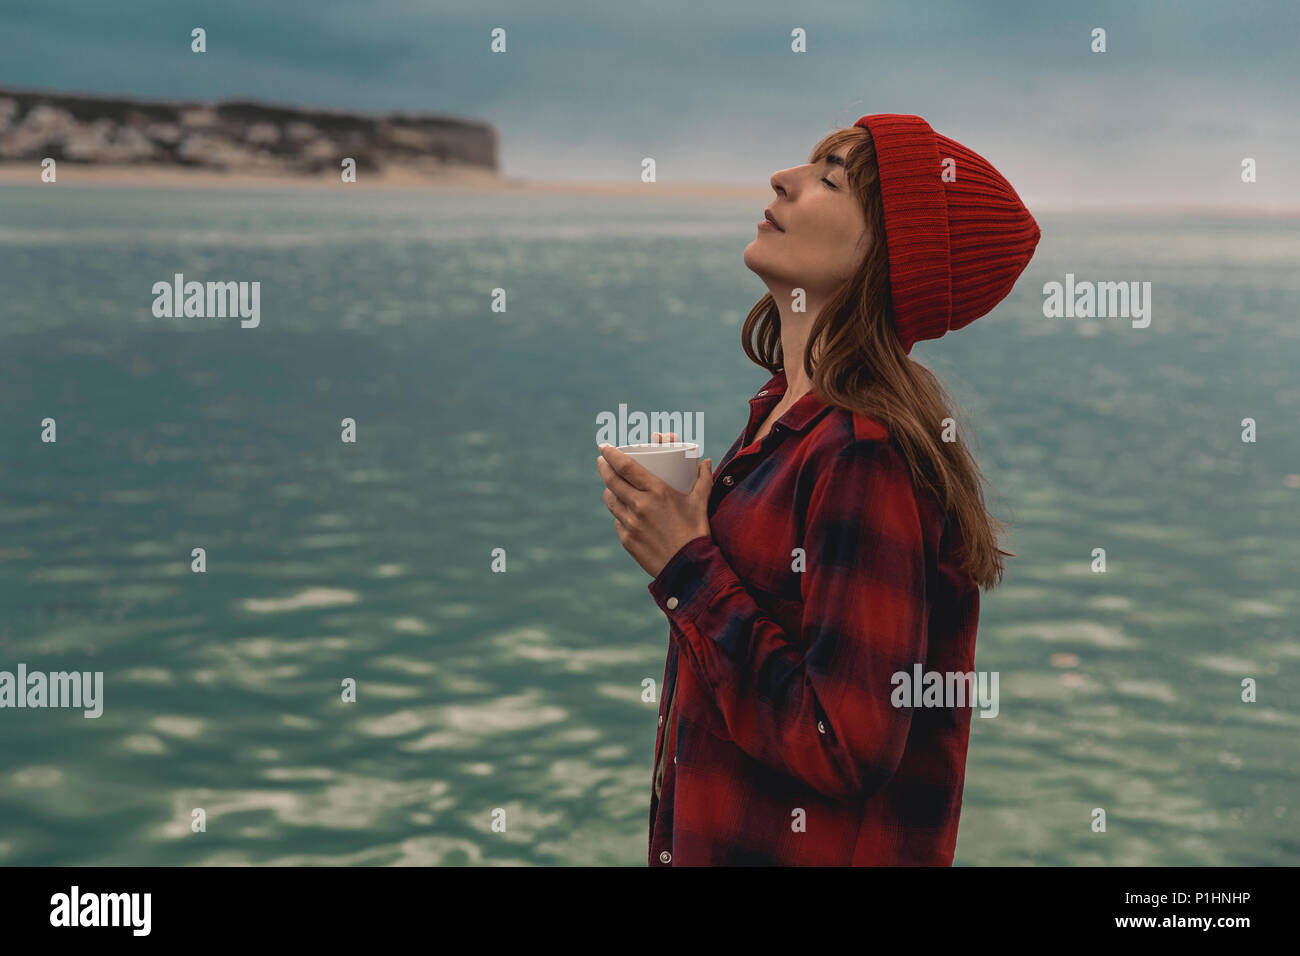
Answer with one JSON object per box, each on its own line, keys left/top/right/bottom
{"left": 741, "top": 123, "right": 1014, "bottom": 591}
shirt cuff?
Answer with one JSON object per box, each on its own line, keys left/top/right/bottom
{"left": 647, "top": 534, "right": 730, "bottom": 618}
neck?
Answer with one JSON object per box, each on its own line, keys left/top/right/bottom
{"left": 768, "top": 286, "right": 827, "bottom": 403}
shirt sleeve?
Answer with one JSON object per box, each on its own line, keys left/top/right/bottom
{"left": 646, "top": 437, "right": 930, "bottom": 804}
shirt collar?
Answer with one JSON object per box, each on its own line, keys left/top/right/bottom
{"left": 749, "top": 368, "right": 833, "bottom": 434}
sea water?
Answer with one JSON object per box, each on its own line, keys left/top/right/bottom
{"left": 0, "top": 185, "right": 1297, "bottom": 864}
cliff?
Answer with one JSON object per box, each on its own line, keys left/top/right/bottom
{"left": 0, "top": 87, "right": 498, "bottom": 177}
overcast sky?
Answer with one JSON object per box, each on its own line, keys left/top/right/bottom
{"left": 3, "top": 0, "right": 1298, "bottom": 208}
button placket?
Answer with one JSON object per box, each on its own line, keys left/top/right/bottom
{"left": 652, "top": 676, "right": 678, "bottom": 801}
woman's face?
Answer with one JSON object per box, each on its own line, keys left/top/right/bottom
{"left": 743, "top": 141, "right": 870, "bottom": 297}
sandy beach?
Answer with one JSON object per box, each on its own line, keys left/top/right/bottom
{"left": 4, "top": 162, "right": 1298, "bottom": 215}
{"left": 0, "top": 160, "right": 772, "bottom": 199}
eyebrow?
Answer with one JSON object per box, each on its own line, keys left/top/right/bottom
{"left": 824, "top": 153, "right": 846, "bottom": 169}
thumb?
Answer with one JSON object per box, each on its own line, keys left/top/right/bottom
{"left": 695, "top": 458, "right": 713, "bottom": 490}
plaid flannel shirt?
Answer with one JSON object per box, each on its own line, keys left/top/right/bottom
{"left": 647, "top": 369, "right": 980, "bottom": 866}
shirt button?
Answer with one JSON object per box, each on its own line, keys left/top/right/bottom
{"left": 658, "top": 714, "right": 664, "bottom": 726}
{"left": 817, "top": 720, "right": 827, "bottom": 734}
{"left": 660, "top": 850, "right": 672, "bottom": 864}
{"left": 757, "top": 390, "right": 768, "bottom": 396}
{"left": 666, "top": 596, "right": 679, "bottom": 610}
{"left": 722, "top": 475, "right": 735, "bottom": 486}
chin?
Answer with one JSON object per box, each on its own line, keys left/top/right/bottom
{"left": 741, "top": 241, "right": 767, "bottom": 275}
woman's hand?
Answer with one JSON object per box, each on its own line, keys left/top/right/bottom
{"left": 597, "top": 431, "right": 713, "bottom": 578}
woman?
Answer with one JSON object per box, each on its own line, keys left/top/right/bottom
{"left": 596, "top": 114, "right": 1040, "bottom": 865}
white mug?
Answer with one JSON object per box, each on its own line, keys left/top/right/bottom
{"left": 612, "top": 441, "right": 701, "bottom": 494}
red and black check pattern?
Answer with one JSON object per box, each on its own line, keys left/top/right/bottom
{"left": 646, "top": 369, "right": 981, "bottom": 865}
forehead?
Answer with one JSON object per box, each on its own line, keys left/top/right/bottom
{"left": 810, "top": 134, "right": 855, "bottom": 166}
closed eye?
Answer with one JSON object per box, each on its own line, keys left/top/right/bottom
{"left": 822, "top": 177, "right": 837, "bottom": 189}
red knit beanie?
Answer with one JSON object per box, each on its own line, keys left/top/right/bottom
{"left": 852, "top": 114, "right": 1040, "bottom": 353}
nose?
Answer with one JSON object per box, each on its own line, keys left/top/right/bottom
{"left": 770, "top": 161, "right": 815, "bottom": 197}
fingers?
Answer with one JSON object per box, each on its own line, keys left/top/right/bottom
{"left": 690, "top": 458, "right": 713, "bottom": 492}
{"left": 596, "top": 455, "right": 642, "bottom": 519}
{"left": 597, "top": 444, "right": 654, "bottom": 492}
{"left": 602, "top": 486, "right": 634, "bottom": 526}
{"left": 652, "top": 432, "right": 681, "bottom": 443}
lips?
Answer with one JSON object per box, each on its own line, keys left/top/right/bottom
{"left": 764, "top": 209, "right": 784, "bottom": 231}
